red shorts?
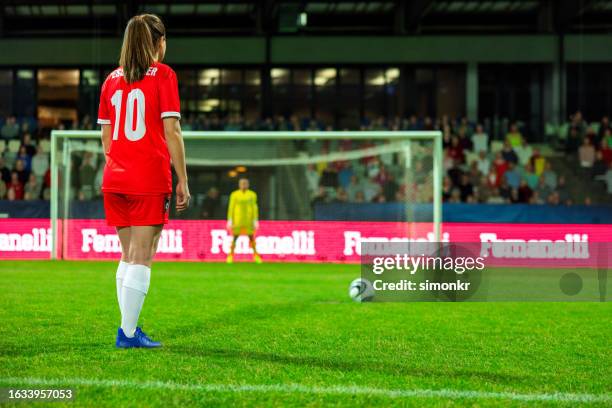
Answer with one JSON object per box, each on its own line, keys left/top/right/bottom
{"left": 103, "top": 193, "right": 171, "bottom": 227}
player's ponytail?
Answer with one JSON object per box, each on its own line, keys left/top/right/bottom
{"left": 119, "top": 14, "right": 165, "bottom": 84}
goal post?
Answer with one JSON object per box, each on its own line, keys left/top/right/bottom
{"left": 50, "top": 130, "right": 443, "bottom": 260}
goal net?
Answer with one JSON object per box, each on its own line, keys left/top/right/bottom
{"left": 50, "top": 130, "right": 442, "bottom": 261}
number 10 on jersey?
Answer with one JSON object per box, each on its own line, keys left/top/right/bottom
{"left": 110, "top": 89, "right": 146, "bottom": 142}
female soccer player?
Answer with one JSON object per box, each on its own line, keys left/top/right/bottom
{"left": 97, "top": 14, "right": 190, "bottom": 348}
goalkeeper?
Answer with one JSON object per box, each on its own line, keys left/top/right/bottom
{"left": 226, "top": 177, "right": 262, "bottom": 264}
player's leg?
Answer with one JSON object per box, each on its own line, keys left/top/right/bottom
{"left": 103, "top": 193, "right": 131, "bottom": 316}
{"left": 115, "top": 226, "right": 131, "bottom": 315}
{"left": 227, "top": 234, "right": 239, "bottom": 263}
{"left": 248, "top": 234, "right": 262, "bottom": 263}
{"left": 120, "top": 225, "right": 162, "bottom": 337}
{"left": 116, "top": 194, "right": 168, "bottom": 348}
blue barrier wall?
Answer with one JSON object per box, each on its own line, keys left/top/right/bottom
{"left": 0, "top": 200, "right": 611, "bottom": 224}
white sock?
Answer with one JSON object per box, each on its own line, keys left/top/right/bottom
{"left": 120, "top": 264, "right": 151, "bottom": 338}
{"left": 116, "top": 261, "right": 129, "bottom": 316}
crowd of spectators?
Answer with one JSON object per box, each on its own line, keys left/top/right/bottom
{"left": 564, "top": 111, "right": 612, "bottom": 196}
{"left": 2, "top": 112, "right": 611, "bottom": 205}
{"left": 0, "top": 117, "right": 51, "bottom": 201}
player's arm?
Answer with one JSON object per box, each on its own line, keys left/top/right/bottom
{"left": 227, "top": 192, "right": 235, "bottom": 229}
{"left": 163, "top": 117, "right": 190, "bottom": 212}
{"left": 100, "top": 125, "right": 111, "bottom": 159}
{"left": 253, "top": 192, "right": 259, "bottom": 229}
{"left": 97, "top": 77, "right": 111, "bottom": 158}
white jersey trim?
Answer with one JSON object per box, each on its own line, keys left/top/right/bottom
{"left": 161, "top": 111, "right": 181, "bottom": 119}
{"left": 97, "top": 118, "right": 111, "bottom": 125}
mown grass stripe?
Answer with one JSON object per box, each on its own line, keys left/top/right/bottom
{"left": 1, "top": 377, "right": 610, "bottom": 403}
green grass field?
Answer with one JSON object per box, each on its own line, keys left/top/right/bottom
{"left": 0, "top": 260, "right": 610, "bottom": 407}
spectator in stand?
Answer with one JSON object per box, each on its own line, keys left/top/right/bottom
{"left": 345, "top": 175, "right": 362, "bottom": 202}
{"left": 541, "top": 162, "right": 558, "bottom": 190}
{"left": 530, "top": 147, "right": 546, "bottom": 175}
{"left": 501, "top": 141, "right": 518, "bottom": 165}
{"left": 566, "top": 127, "right": 582, "bottom": 154}
{"left": 338, "top": 164, "right": 354, "bottom": 189}
{"left": 487, "top": 187, "right": 505, "bottom": 204}
{"left": 475, "top": 150, "right": 490, "bottom": 175}
{"left": 534, "top": 176, "right": 552, "bottom": 202}
{"left": 382, "top": 173, "right": 398, "bottom": 202}
{"left": 472, "top": 124, "right": 488, "bottom": 153}
{"left": 603, "top": 128, "right": 612, "bottom": 148}
{"left": 80, "top": 115, "right": 94, "bottom": 130}
{"left": 517, "top": 179, "right": 532, "bottom": 203}
{"left": 24, "top": 173, "right": 41, "bottom": 200}
{"left": 443, "top": 148, "right": 454, "bottom": 172}
{"left": 31, "top": 145, "right": 48, "bottom": 181}
{"left": 319, "top": 165, "right": 338, "bottom": 188}
{"left": 578, "top": 137, "right": 596, "bottom": 168}
{"left": 0, "top": 156, "right": 10, "bottom": 184}
{"left": 94, "top": 165, "right": 103, "bottom": 197}
{"left": 305, "top": 164, "right": 320, "bottom": 197}
{"left": 200, "top": 187, "right": 220, "bottom": 219}
{"left": 592, "top": 151, "right": 608, "bottom": 177}
{"left": 6, "top": 186, "right": 17, "bottom": 201}
{"left": 42, "top": 168, "right": 51, "bottom": 200}
{"left": 354, "top": 190, "right": 365, "bottom": 203}
{"left": 467, "top": 161, "right": 481, "bottom": 186}
{"left": 448, "top": 136, "right": 464, "bottom": 164}
{"left": 21, "top": 133, "right": 36, "bottom": 156}
{"left": 79, "top": 152, "right": 96, "bottom": 199}
{"left": 458, "top": 173, "right": 474, "bottom": 202}
{"left": 588, "top": 126, "right": 602, "bottom": 149}
{"left": 523, "top": 163, "right": 539, "bottom": 189}
{"left": 6, "top": 171, "right": 24, "bottom": 200}
{"left": 406, "top": 115, "right": 419, "bottom": 131}
{"left": 604, "top": 162, "right": 612, "bottom": 194}
{"left": 0, "top": 176, "right": 5, "bottom": 198}
{"left": 311, "top": 186, "right": 329, "bottom": 207}
{"left": 515, "top": 138, "right": 533, "bottom": 167}
{"left": 485, "top": 167, "right": 499, "bottom": 189}
{"left": 505, "top": 123, "right": 523, "bottom": 148}
{"left": 333, "top": 187, "right": 349, "bottom": 203}
{"left": 547, "top": 191, "right": 561, "bottom": 206}
{"left": 1, "top": 116, "right": 20, "bottom": 140}
{"left": 16, "top": 146, "right": 32, "bottom": 172}
{"left": 373, "top": 163, "right": 390, "bottom": 186}
{"left": 529, "top": 191, "right": 544, "bottom": 205}
{"left": 476, "top": 175, "right": 493, "bottom": 203}
{"left": 556, "top": 176, "right": 569, "bottom": 203}
{"left": 362, "top": 177, "right": 381, "bottom": 202}
{"left": 570, "top": 110, "right": 587, "bottom": 136}
{"left": 442, "top": 125, "right": 452, "bottom": 148}
{"left": 448, "top": 188, "right": 461, "bottom": 203}
{"left": 493, "top": 152, "right": 508, "bottom": 180}
{"left": 598, "top": 116, "right": 611, "bottom": 141}
{"left": 504, "top": 162, "right": 521, "bottom": 189}
{"left": 13, "top": 159, "right": 29, "bottom": 184}
{"left": 600, "top": 139, "right": 612, "bottom": 166}
{"left": 457, "top": 128, "right": 473, "bottom": 151}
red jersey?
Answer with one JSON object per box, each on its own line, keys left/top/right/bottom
{"left": 97, "top": 62, "right": 180, "bottom": 195}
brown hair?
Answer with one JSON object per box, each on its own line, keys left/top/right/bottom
{"left": 119, "top": 14, "right": 165, "bottom": 84}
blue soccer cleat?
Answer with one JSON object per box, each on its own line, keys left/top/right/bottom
{"left": 115, "top": 327, "right": 162, "bottom": 348}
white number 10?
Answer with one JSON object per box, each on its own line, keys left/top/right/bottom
{"left": 110, "top": 89, "right": 146, "bottom": 141}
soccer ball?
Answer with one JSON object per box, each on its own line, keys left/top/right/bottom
{"left": 348, "top": 278, "right": 375, "bottom": 302}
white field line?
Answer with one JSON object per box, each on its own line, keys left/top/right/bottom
{"left": 1, "top": 377, "right": 610, "bottom": 404}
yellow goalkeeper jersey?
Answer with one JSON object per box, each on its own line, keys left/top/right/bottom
{"left": 227, "top": 189, "right": 259, "bottom": 228}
